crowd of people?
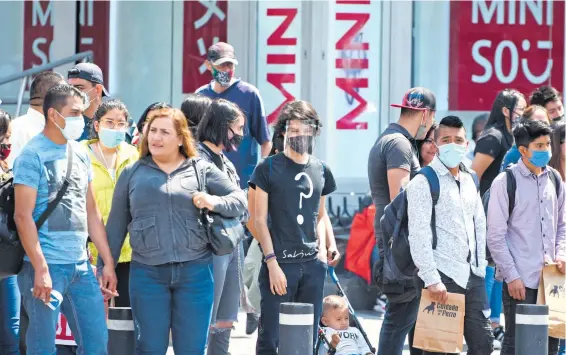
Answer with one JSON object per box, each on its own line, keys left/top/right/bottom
{"left": 369, "top": 86, "right": 565, "bottom": 355}
{"left": 0, "top": 38, "right": 564, "bottom": 355}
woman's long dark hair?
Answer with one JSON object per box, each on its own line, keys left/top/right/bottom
{"left": 197, "top": 99, "right": 244, "bottom": 149}
{"left": 485, "top": 89, "right": 524, "bottom": 131}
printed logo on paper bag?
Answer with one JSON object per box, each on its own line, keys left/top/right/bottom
{"left": 549, "top": 285, "right": 565, "bottom": 298}
{"left": 422, "top": 301, "right": 460, "bottom": 318}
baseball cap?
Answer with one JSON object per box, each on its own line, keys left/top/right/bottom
{"left": 391, "top": 87, "right": 436, "bottom": 111}
{"left": 207, "top": 42, "right": 239, "bottom": 66}
{"left": 67, "top": 63, "right": 109, "bottom": 97}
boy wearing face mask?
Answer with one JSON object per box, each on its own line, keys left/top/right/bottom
{"left": 197, "top": 42, "right": 272, "bottom": 189}
{"left": 406, "top": 115, "right": 494, "bottom": 354}
{"left": 487, "top": 119, "right": 565, "bottom": 355}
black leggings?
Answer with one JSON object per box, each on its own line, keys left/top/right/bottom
{"left": 113, "top": 262, "right": 131, "bottom": 307}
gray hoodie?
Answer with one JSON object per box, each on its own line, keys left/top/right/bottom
{"left": 99, "top": 156, "right": 247, "bottom": 267}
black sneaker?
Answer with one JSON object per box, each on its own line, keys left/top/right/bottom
{"left": 246, "top": 313, "right": 259, "bottom": 335}
{"left": 493, "top": 326, "right": 504, "bottom": 350}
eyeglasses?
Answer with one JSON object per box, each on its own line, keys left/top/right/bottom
{"left": 100, "top": 119, "right": 128, "bottom": 130}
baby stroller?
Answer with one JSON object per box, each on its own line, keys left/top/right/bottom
{"left": 314, "top": 267, "right": 376, "bottom": 355}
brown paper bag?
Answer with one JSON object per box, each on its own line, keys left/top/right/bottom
{"left": 536, "top": 264, "right": 566, "bottom": 339}
{"left": 413, "top": 289, "right": 466, "bottom": 353}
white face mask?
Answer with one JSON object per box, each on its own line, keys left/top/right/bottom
{"left": 438, "top": 143, "right": 467, "bottom": 168}
{"left": 55, "top": 111, "right": 85, "bottom": 141}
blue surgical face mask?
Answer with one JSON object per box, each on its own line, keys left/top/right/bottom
{"left": 99, "top": 127, "right": 126, "bottom": 148}
{"left": 528, "top": 149, "right": 552, "bottom": 168}
{"left": 438, "top": 143, "right": 467, "bottom": 168}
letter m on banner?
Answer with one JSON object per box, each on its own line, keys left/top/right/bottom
{"left": 335, "top": 11, "right": 370, "bottom": 130}
{"left": 265, "top": 8, "right": 299, "bottom": 125}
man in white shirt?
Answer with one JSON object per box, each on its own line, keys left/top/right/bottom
{"left": 406, "top": 115, "right": 493, "bottom": 354}
{"left": 8, "top": 71, "right": 65, "bottom": 167}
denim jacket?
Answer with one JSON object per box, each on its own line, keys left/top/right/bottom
{"left": 98, "top": 156, "right": 247, "bottom": 268}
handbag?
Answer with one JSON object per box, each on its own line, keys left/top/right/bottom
{"left": 191, "top": 159, "right": 244, "bottom": 256}
{"left": 0, "top": 144, "right": 74, "bottom": 279}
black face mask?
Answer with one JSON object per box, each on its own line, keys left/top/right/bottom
{"left": 226, "top": 129, "right": 243, "bottom": 152}
{"left": 287, "top": 135, "right": 313, "bottom": 155}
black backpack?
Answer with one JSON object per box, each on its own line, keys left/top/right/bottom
{"left": 379, "top": 165, "right": 480, "bottom": 287}
{"left": 482, "top": 165, "right": 562, "bottom": 216}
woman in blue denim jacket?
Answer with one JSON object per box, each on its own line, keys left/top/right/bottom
{"left": 196, "top": 99, "right": 251, "bottom": 355}
{"left": 100, "top": 107, "right": 247, "bottom": 354}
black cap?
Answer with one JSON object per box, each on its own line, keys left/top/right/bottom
{"left": 67, "top": 63, "right": 109, "bottom": 97}
{"left": 207, "top": 42, "right": 238, "bottom": 66}
{"left": 391, "top": 87, "right": 436, "bottom": 111}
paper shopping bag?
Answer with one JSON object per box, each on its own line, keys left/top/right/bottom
{"left": 536, "top": 264, "right": 566, "bottom": 339}
{"left": 413, "top": 289, "right": 466, "bottom": 353}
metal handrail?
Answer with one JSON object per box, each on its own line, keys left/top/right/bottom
{"left": 0, "top": 51, "right": 93, "bottom": 117}
{"left": 0, "top": 51, "right": 94, "bottom": 86}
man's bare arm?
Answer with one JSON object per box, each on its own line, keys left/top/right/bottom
{"left": 14, "top": 185, "right": 46, "bottom": 272}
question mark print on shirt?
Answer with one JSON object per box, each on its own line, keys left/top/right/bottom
{"left": 294, "top": 172, "right": 314, "bottom": 225}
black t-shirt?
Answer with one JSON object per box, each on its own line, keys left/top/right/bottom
{"left": 249, "top": 153, "right": 336, "bottom": 263}
{"left": 474, "top": 125, "right": 513, "bottom": 196}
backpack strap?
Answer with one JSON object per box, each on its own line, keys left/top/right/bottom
{"left": 504, "top": 168, "right": 516, "bottom": 217}
{"left": 418, "top": 166, "right": 440, "bottom": 250}
{"left": 470, "top": 170, "right": 480, "bottom": 191}
{"left": 547, "top": 167, "right": 562, "bottom": 198}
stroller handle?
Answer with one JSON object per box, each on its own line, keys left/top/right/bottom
{"left": 328, "top": 267, "right": 339, "bottom": 284}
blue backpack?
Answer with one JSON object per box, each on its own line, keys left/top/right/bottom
{"left": 379, "top": 166, "right": 479, "bottom": 287}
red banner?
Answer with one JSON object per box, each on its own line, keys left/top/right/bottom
{"left": 449, "top": 1, "right": 565, "bottom": 111}
{"left": 56, "top": 314, "right": 76, "bottom": 346}
{"left": 23, "top": 1, "right": 54, "bottom": 71}
{"left": 77, "top": 0, "right": 110, "bottom": 84}
{"left": 182, "top": 0, "right": 228, "bottom": 93}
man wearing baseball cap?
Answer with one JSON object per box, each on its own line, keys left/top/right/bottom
{"left": 197, "top": 42, "right": 271, "bottom": 184}
{"left": 368, "top": 87, "right": 436, "bottom": 355}
{"left": 68, "top": 63, "right": 110, "bottom": 141}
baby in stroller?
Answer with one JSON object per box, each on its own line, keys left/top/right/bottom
{"left": 318, "top": 295, "right": 373, "bottom": 355}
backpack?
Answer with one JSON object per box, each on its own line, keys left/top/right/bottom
{"left": 379, "top": 165, "right": 480, "bottom": 287}
{"left": 482, "top": 165, "right": 562, "bottom": 216}
{"left": 482, "top": 165, "right": 562, "bottom": 263}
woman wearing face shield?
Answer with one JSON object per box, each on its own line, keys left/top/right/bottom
{"left": 83, "top": 99, "right": 138, "bottom": 307}
{"left": 196, "top": 99, "right": 250, "bottom": 355}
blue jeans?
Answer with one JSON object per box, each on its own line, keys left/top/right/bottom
{"left": 484, "top": 266, "right": 503, "bottom": 323}
{"left": 18, "top": 261, "right": 107, "bottom": 355}
{"left": 377, "top": 296, "right": 420, "bottom": 355}
{"left": 129, "top": 260, "right": 214, "bottom": 355}
{"left": 256, "top": 258, "right": 328, "bottom": 355}
{"left": 0, "top": 276, "right": 20, "bottom": 354}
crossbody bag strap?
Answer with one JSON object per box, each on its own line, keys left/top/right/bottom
{"left": 35, "top": 143, "right": 74, "bottom": 229}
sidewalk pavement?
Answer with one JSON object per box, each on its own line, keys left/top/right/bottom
{"left": 166, "top": 311, "right": 502, "bottom": 354}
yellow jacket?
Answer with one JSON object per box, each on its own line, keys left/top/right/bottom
{"left": 83, "top": 140, "right": 139, "bottom": 263}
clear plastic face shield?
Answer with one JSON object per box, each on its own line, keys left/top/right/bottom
{"left": 283, "top": 119, "right": 319, "bottom": 157}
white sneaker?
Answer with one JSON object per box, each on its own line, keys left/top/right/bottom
{"left": 493, "top": 339, "right": 502, "bottom": 350}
